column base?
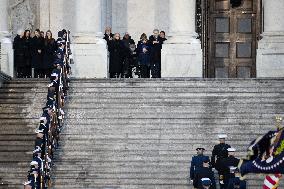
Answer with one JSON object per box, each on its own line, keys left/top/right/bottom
{"left": 161, "top": 42, "right": 203, "bottom": 78}
{"left": 257, "top": 33, "right": 284, "bottom": 78}
{"left": 0, "top": 34, "right": 14, "bottom": 77}
{"left": 71, "top": 34, "right": 108, "bottom": 78}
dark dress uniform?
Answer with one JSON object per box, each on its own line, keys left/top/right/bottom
{"left": 226, "top": 177, "right": 246, "bottom": 189}
{"left": 211, "top": 143, "right": 231, "bottom": 189}
{"left": 193, "top": 167, "right": 216, "bottom": 189}
{"left": 218, "top": 155, "right": 240, "bottom": 188}
{"left": 190, "top": 155, "right": 209, "bottom": 181}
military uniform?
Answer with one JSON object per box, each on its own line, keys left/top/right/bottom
{"left": 193, "top": 167, "right": 216, "bottom": 189}
{"left": 193, "top": 157, "right": 216, "bottom": 189}
{"left": 219, "top": 153, "right": 240, "bottom": 188}
{"left": 226, "top": 177, "right": 246, "bottom": 189}
{"left": 190, "top": 148, "right": 209, "bottom": 181}
{"left": 211, "top": 134, "right": 231, "bottom": 189}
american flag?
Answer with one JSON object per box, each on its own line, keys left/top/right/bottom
{"left": 263, "top": 174, "right": 282, "bottom": 189}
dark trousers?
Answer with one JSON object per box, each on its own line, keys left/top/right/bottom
{"left": 140, "top": 64, "right": 150, "bottom": 78}
{"left": 151, "top": 61, "right": 161, "bottom": 78}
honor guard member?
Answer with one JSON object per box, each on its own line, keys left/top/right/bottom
{"left": 190, "top": 147, "right": 209, "bottom": 182}
{"left": 193, "top": 157, "right": 216, "bottom": 189}
{"left": 226, "top": 168, "right": 246, "bottom": 189}
{"left": 219, "top": 148, "right": 240, "bottom": 188}
{"left": 201, "top": 178, "right": 213, "bottom": 189}
{"left": 211, "top": 134, "right": 231, "bottom": 189}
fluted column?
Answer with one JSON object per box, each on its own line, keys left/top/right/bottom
{"left": 257, "top": 0, "right": 284, "bottom": 77}
{"left": 0, "top": 0, "right": 13, "bottom": 77}
{"left": 72, "top": 0, "right": 108, "bottom": 78}
{"left": 263, "top": 0, "right": 284, "bottom": 36}
{"left": 167, "top": 0, "right": 198, "bottom": 44}
{"left": 0, "top": 0, "right": 9, "bottom": 38}
{"left": 161, "top": 0, "right": 202, "bottom": 78}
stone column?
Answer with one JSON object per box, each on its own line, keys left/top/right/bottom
{"left": 0, "top": 0, "right": 14, "bottom": 77}
{"left": 72, "top": 0, "right": 108, "bottom": 78}
{"left": 257, "top": 0, "right": 284, "bottom": 77}
{"left": 161, "top": 0, "right": 202, "bottom": 77}
{"left": 167, "top": 0, "right": 198, "bottom": 43}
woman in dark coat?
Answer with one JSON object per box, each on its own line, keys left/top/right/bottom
{"left": 137, "top": 34, "right": 151, "bottom": 78}
{"left": 108, "top": 33, "right": 127, "bottom": 78}
{"left": 23, "top": 30, "right": 32, "bottom": 77}
{"left": 13, "top": 30, "right": 25, "bottom": 78}
{"left": 31, "top": 29, "right": 44, "bottom": 78}
{"left": 43, "top": 30, "right": 57, "bottom": 77}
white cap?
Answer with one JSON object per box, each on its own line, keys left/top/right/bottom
{"left": 30, "top": 161, "right": 38, "bottom": 166}
{"left": 201, "top": 178, "right": 211, "bottom": 182}
{"left": 229, "top": 166, "right": 237, "bottom": 171}
{"left": 218, "top": 134, "right": 228, "bottom": 139}
{"left": 51, "top": 73, "right": 58, "bottom": 77}
{"left": 35, "top": 129, "right": 44, "bottom": 134}
{"left": 39, "top": 117, "right": 46, "bottom": 121}
{"left": 227, "top": 148, "right": 236, "bottom": 152}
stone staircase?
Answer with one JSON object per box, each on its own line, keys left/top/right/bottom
{"left": 50, "top": 78, "right": 284, "bottom": 189}
{"left": 0, "top": 79, "right": 48, "bottom": 189}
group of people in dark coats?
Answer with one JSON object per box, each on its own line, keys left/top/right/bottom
{"left": 190, "top": 135, "right": 246, "bottom": 189}
{"left": 104, "top": 27, "right": 167, "bottom": 78}
{"left": 13, "top": 29, "right": 69, "bottom": 78}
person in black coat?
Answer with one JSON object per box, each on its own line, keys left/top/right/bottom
{"left": 103, "top": 27, "right": 114, "bottom": 43}
{"left": 149, "top": 29, "right": 163, "bottom": 78}
{"left": 31, "top": 29, "right": 44, "bottom": 78}
{"left": 13, "top": 29, "right": 25, "bottom": 78}
{"left": 122, "top": 32, "right": 135, "bottom": 49}
{"left": 160, "top": 31, "right": 167, "bottom": 43}
{"left": 43, "top": 30, "right": 57, "bottom": 77}
{"left": 193, "top": 157, "right": 216, "bottom": 189}
{"left": 108, "top": 33, "right": 127, "bottom": 78}
{"left": 23, "top": 30, "right": 32, "bottom": 78}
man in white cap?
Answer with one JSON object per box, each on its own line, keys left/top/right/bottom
{"left": 211, "top": 134, "right": 231, "bottom": 189}
{"left": 219, "top": 148, "right": 240, "bottom": 188}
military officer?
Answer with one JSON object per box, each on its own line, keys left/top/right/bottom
{"left": 190, "top": 147, "right": 209, "bottom": 182}
{"left": 226, "top": 168, "right": 246, "bottom": 189}
{"left": 219, "top": 148, "right": 240, "bottom": 188}
{"left": 201, "top": 178, "right": 213, "bottom": 189}
{"left": 211, "top": 134, "right": 231, "bottom": 189}
{"left": 193, "top": 157, "right": 216, "bottom": 189}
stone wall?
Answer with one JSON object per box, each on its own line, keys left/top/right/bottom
{"left": 9, "top": 0, "right": 40, "bottom": 35}
{"left": 7, "top": 0, "right": 170, "bottom": 42}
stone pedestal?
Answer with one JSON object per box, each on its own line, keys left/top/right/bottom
{"left": 257, "top": 0, "right": 284, "bottom": 78}
{"left": 71, "top": 34, "right": 108, "bottom": 79}
{"left": 71, "top": 0, "right": 108, "bottom": 79}
{"left": 161, "top": 0, "right": 202, "bottom": 78}
{"left": 162, "top": 44, "right": 202, "bottom": 77}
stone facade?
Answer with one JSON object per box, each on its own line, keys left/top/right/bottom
{"left": 1, "top": 0, "right": 284, "bottom": 78}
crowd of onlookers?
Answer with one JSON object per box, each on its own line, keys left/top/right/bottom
{"left": 13, "top": 29, "right": 70, "bottom": 78}
{"left": 104, "top": 27, "right": 167, "bottom": 78}
{"left": 13, "top": 27, "right": 167, "bottom": 79}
